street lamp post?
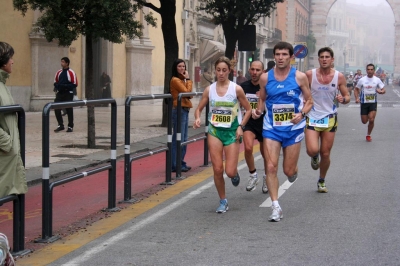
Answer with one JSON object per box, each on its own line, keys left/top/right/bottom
{"left": 343, "top": 50, "right": 347, "bottom": 74}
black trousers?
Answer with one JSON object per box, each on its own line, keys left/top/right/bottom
{"left": 54, "top": 92, "right": 74, "bottom": 128}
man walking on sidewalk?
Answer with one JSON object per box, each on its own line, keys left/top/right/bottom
{"left": 53, "top": 57, "right": 78, "bottom": 133}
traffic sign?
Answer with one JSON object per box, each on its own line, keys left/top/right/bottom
{"left": 294, "top": 44, "right": 308, "bottom": 59}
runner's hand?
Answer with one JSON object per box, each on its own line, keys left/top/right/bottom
{"left": 252, "top": 109, "right": 261, "bottom": 119}
{"left": 290, "top": 113, "right": 303, "bottom": 124}
{"left": 193, "top": 118, "right": 201, "bottom": 129}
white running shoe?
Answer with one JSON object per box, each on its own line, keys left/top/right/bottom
{"left": 246, "top": 173, "right": 259, "bottom": 191}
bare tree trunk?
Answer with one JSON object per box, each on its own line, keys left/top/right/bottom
{"left": 86, "top": 37, "right": 96, "bottom": 148}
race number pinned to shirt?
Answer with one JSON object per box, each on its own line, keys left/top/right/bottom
{"left": 272, "top": 103, "right": 295, "bottom": 126}
{"left": 308, "top": 116, "right": 329, "bottom": 128}
{"left": 364, "top": 94, "right": 375, "bottom": 102}
{"left": 211, "top": 109, "right": 233, "bottom": 126}
{"left": 363, "top": 87, "right": 376, "bottom": 103}
{"left": 246, "top": 93, "right": 258, "bottom": 110}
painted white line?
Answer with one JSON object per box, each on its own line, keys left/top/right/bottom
{"left": 259, "top": 180, "right": 295, "bottom": 208}
{"left": 62, "top": 160, "right": 251, "bottom": 265}
{"left": 348, "top": 104, "right": 359, "bottom": 108}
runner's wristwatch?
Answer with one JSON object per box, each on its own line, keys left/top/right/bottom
{"left": 239, "top": 124, "right": 245, "bottom": 130}
{"left": 301, "top": 112, "right": 306, "bottom": 118}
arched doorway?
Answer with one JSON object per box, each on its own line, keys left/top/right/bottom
{"left": 309, "top": 0, "right": 400, "bottom": 74}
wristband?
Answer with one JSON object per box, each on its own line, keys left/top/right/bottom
{"left": 342, "top": 97, "right": 346, "bottom": 104}
{"left": 301, "top": 111, "right": 306, "bottom": 118}
{"left": 239, "top": 124, "right": 245, "bottom": 130}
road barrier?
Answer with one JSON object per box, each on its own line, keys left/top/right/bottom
{"left": 0, "top": 105, "right": 30, "bottom": 256}
{"left": 175, "top": 92, "right": 209, "bottom": 179}
{"left": 35, "top": 99, "right": 117, "bottom": 243}
{"left": 123, "top": 94, "right": 173, "bottom": 203}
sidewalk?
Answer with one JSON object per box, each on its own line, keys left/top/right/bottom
{"left": 24, "top": 98, "right": 204, "bottom": 186}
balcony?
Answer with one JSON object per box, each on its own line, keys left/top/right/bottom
{"left": 295, "top": 34, "right": 307, "bottom": 42}
{"left": 268, "top": 28, "right": 282, "bottom": 43}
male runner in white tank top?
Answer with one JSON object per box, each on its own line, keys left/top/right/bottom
{"left": 305, "top": 47, "right": 349, "bottom": 193}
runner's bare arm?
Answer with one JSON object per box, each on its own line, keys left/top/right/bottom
{"left": 336, "top": 72, "right": 350, "bottom": 104}
{"left": 253, "top": 73, "right": 267, "bottom": 119}
{"left": 236, "top": 85, "right": 251, "bottom": 126}
{"left": 295, "top": 71, "right": 313, "bottom": 123}
{"left": 193, "top": 86, "right": 210, "bottom": 129}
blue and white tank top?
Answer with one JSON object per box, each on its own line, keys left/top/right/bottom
{"left": 208, "top": 81, "right": 242, "bottom": 129}
{"left": 263, "top": 67, "right": 305, "bottom": 131}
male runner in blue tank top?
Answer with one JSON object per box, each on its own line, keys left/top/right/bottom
{"left": 252, "top": 42, "right": 313, "bottom": 222}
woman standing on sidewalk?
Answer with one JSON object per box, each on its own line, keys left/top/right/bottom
{"left": 193, "top": 56, "right": 251, "bottom": 213}
{"left": 0, "top": 42, "right": 27, "bottom": 198}
{"left": 170, "top": 59, "right": 193, "bottom": 172}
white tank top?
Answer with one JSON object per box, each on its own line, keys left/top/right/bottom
{"left": 308, "top": 69, "right": 339, "bottom": 119}
{"left": 208, "top": 81, "right": 242, "bottom": 128}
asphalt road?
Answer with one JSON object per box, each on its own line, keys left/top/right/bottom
{"left": 23, "top": 85, "right": 400, "bottom": 265}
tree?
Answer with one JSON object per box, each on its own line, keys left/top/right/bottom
{"left": 13, "top": 0, "right": 156, "bottom": 147}
{"left": 306, "top": 31, "right": 317, "bottom": 54}
{"left": 198, "top": 0, "right": 284, "bottom": 61}
{"left": 136, "top": 0, "right": 179, "bottom": 127}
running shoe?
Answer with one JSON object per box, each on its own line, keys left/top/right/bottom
{"left": 311, "top": 154, "right": 320, "bottom": 170}
{"left": 216, "top": 199, "right": 229, "bottom": 213}
{"left": 268, "top": 205, "right": 283, "bottom": 222}
{"left": 231, "top": 172, "right": 240, "bottom": 187}
{"left": 366, "top": 135, "right": 372, "bottom": 142}
{"left": 317, "top": 181, "right": 328, "bottom": 193}
{"left": 288, "top": 172, "right": 298, "bottom": 183}
{"left": 262, "top": 175, "right": 268, "bottom": 194}
{"left": 246, "top": 173, "right": 258, "bottom": 191}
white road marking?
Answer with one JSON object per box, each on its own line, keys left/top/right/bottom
{"left": 393, "top": 89, "right": 400, "bottom": 98}
{"left": 259, "top": 180, "right": 295, "bottom": 208}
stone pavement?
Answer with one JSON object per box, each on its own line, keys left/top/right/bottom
{"left": 24, "top": 98, "right": 205, "bottom": 186}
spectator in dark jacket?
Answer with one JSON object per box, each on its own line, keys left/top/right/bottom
{"left": 53, "top": 57, "right": 78, "bottom": 133}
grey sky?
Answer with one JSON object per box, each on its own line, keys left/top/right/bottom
{"left": 346, "top": 0, "right": 387, "bottom": 6}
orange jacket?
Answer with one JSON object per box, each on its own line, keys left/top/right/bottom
{"left": 170, "top": 75, "right": 193, "bottom": 108}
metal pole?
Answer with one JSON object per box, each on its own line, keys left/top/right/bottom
{"left": 123, "top": 97, "right": 132, "bottom": 201}
{"left": 107, "top": 101, "right": 119, "bottom": 211}
{"left": 165, "top": 96, "right": 174, "bottom": 184}
{"left": 203, "top": 103, "right": 209, "bottom": 166}
{"left": 176, "top": 94, "right": 182, "bottom": 179}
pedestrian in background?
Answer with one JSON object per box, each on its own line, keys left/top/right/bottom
{"left": 170, "top": 59, "right": 193, "bottom": 173}
{"left": 0, "top": 42, "right": 27, "bottom": 198}
{"left": 265, "top": 60, "right": 275, "bottom": 73}
{"left": 53, "top": 57, "right": 78, "bottom": 133}
{"left": 193, "top": 56, "right": 252, "bottom": 213}
{"left": 236, "top": 70, "right": 247, "bottom": 85}
{"left": 100, "top": 71, "right": 112, "bottom": 98}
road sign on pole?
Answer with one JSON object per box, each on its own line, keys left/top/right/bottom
{"left": 293, "top": 44, "right": 308, "bottom": 59}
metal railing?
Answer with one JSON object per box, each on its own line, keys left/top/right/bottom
{"left": 0, "top": 105, "right": 30, "bottom": 256}
{"left": 35, "top": 99, "right": 117, "bottom": 243}
{"left": 123, "top": 94, "right": 173, "bottom": 203}
{"left": 175, "top": 92, "right": 209, "bottom": 179}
